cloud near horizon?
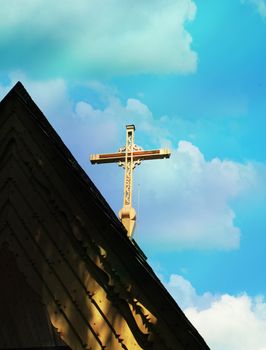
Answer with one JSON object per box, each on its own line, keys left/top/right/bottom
{"left": 0, "top": 0, "right": 197, "bottom": 77}
{"left": 137, "top": 140, "right": 257, "bottom": 250}
{"left": 164, "top": 274, "right": 266, "bottom": 350}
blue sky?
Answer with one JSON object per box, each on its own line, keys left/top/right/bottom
{"left": 1, "top": 1, "right": 266, "bottom": 348}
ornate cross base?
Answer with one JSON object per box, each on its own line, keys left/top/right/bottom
{"left": 118, "top": 206, "right": 136, "bottom": 238}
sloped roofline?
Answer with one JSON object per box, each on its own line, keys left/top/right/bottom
{"left": 0, "top": 81, "right": 210, "bottom": 349}
{"left": 1, "top": 81, "right": 125, "bottom": 234}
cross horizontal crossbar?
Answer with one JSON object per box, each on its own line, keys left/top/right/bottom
{"left": 90, "top": 148, "right": 171, "bottom": 164}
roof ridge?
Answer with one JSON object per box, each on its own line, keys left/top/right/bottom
{"left": 13, "top": 81, "right": 31, "bottom": 103}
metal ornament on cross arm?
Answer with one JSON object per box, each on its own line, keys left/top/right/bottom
{"left": 90, "top": 124, "right": 171, "bottom": 238}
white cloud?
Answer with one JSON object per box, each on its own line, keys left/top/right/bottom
{"left": 187, "top": 294, "right": 266, "bottom": 350}
{"left": 2, "top": 71, "right": 71, "bottom": 119}
{"left": 164, "top": 274, "right": 266, "bottom": 350}
{"left": 242, "top": 0, "right": 266, "bottom": 18}
{"left": 0, "top": 0, "right": 198, "bottom": 76}
{"left": 165, "top": 274, "right": 219, "bottom": 310}
{"left": 137, "top": 141, "right": 257, "bottom": 250}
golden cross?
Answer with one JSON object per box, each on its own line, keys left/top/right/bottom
{"left": 90, "top": 125, "right": 171, "bottom": 238}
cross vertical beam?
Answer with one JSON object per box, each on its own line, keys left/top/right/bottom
{"left": 119, "top": 125, "right": 137, "bottom": 237}
{"left": 90, "top": 124, "right": 170, "bottom": 238}
{"left": 123, "top": 125, "right": 134, "bottom": 207}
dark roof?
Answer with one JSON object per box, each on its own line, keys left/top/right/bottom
{"left": 0, "top": 82, "right": 210, "bottom": 350}
{"left": 0, "top": 242, "right": 69, "bottom": 349}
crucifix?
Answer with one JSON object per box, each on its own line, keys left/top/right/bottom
{"left": 90, "top": 125, "right": 171, "bottom": 238}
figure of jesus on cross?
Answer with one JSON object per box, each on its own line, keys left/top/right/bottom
{"left": 90, "top": 125, "right": 170, "bottom": 238}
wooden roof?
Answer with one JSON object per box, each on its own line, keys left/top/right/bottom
{"left": 0, "top": 242, "right": 70, "bottom": 349}
{"left": 0, "top": 82, "right": 210, "bottom": 350}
